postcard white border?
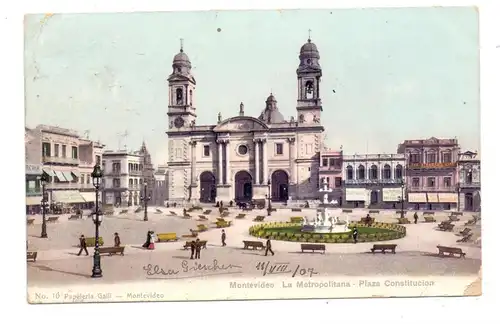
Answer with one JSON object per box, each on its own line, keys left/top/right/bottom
{"left": 1, "top": 0, "right": 498, "bottom": 322}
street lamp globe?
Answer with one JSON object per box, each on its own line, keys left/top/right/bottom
{"left": 40, "top": 172, "right": 49, "bottom": 184}
{"left": 92, "top": 211, "right": 103, "bottom": 225}
{"left": 91, "top": 164, "right": 103, "bottom": 188}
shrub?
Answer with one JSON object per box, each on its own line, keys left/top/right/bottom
{"left": 307, "top": 238, "right": 316, "bottom": 243}
{"left": 317, "top": 239, "right": 326, "bottom": 243}
{"left": 278, "top": 232, "right": 286, "bottom": 238}
{"left": 294, "top": 233, "right": 302, "bottom": 239}
{"left": 299, "top": 238, "right": 307, "bottom": 242}
{"left": 303, "top": 234, "right": 311, "bottom": 239}
{"left": 312, "top": 234, "right": 321, "bottom": 240}
{"left": 286, "top": 232, "right": 294, "bottom": 238}
{"left": 291, "top": 237, "right": 298, "bottom": 242}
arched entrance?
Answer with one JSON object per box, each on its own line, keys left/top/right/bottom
{"left": 199, "top": 171, "right": 216, "bottom": 203}
{"left": 370, "top": 190, "right": 378, "bottom": 204}
{"left": 464, "top": 193, "right": 473, "bottom": 211}
{"left": 271, "top": 170, "right": 289, "bottom": 202}
{"left": 234, "top": 171, "right": 253, "bottom": 202}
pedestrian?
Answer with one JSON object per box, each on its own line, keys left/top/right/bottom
{"left": 149, "top": 231, "right": 156, "bottom": 250}
{"left": 77, "top": 234, "right": 89, "bottom": 256}
{"left": 190, "top": 240, "right": 196, "bottom": 259}
{"left": 114, "top": 232, "right": 121, "bottom": 247}
{"left": 265, "top": 236, "right": 274, "bottom": 256}
{"left": 142, "top": 230, "right": 151, "bottom": 248}
{"left": 221, "top": 229, "right": 226, "bottom": 246}
{"left": 413, "top": 212, "right": 419, "bottom": 224}
{"left": 352, "top": 226, "right": 358, "bottom": 244}
{"left": 195, "top": 238, "right": 201, "bottom": 259}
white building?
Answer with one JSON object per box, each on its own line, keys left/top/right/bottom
{"left": 457, "top": 150, "right": 480, "bottom": 212}
{"left": 166, "top": 38, "right": 326, "bottom": 203}
{"left": 102, "top": 150, "right": 144, "bottom": 207}
{"left": 342, "top": 154, "right": 406, "bottom": 208}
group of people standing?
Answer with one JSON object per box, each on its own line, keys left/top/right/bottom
{"left": 77, "top": 232, "right": 121, "bottom": 256}
{"left": 142, "top": 230, "right": 156, "bottom": 249}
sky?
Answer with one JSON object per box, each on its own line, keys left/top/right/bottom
{"left": 24, "top": 7, "right": 480, "bottom": 165}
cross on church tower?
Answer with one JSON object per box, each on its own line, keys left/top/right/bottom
{"left": 308, "top": 29, "right": 312, "bottom": 41}
{"left": 180, "top": 38, "right": 184, "bottom": 52}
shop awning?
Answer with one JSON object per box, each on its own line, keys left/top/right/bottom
{"left": 72, "top": 170, "right": 81, "bottom": 178}
{"left": 52, "top": 190, "right": 86, "bottom": 204}
{"left": 81, "top": 192, "right": 99, "bottom": 203}
{"left": 62, "top": 171, "right": 74, "bottom": 181}
{"left": 438, "top": 193, "right": 458, "bottom": 203}
{"left": 43, "top": 168, "right": 55, "bottom": 177}
{"left": 54, "top": 171, "right": 68, "bottom": 182}
{"left": 408, "top": 193, "right": 427, "bottom": 203}
{"left": 427, "top": 193, "right": 439, "bottom": 203}
{"left": 26, "top": 196, "right": 42, "bottom": 206}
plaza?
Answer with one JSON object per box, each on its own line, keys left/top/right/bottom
{"left": 27, "top": 206, "right": 481, "bottom": 300}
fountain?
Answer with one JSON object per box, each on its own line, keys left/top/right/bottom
{"left": 301, "top": 178, "right": 350, "bottom": 233}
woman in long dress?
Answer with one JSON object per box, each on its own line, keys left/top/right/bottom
{"left": 142, "top": 230, "right": 151, "bottom": 248}
{"left": 148, "top": 231, "right": 156, "bottom": 250}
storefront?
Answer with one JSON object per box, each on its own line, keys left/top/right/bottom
{"left": 407, "top": 193, "right": 427, "bottom": 210}
{"left": 344, "top": 188, "right": 369, "bottom": 208}
{"left": 51, "top": 190, "right": 86, "bottom": 213}
{"left": 437, "top": 192, "right": 458, "bottom": 210}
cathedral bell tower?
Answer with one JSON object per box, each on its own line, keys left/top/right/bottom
{"left": 296, "top": 32, "right": 323, "bottom": 125}
{"left": 167, "top": 39, "right": 197, "bottom": 130}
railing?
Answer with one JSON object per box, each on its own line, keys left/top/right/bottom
{"left": 319, "top": 166, "right": 342, "bottom": 172}
{"left": 26, "top": 188, "right": 42, "bottom": 196}
{"left": 46, "top": 183, "right": 96, "bottom": 190}
{"left": 344, "top": 179, "right": 404, "bottom": 185}
{"left": 459, "top": 182, "right": 481, "bottom": 188}
{"left": 42, "top": 156, "right": 79, "bottom": 165}
{"left": 408, "top": 186, "right": 454, "bottom": 192}
{"left": 105, "top": 170, "right": 123, "bottom": 176}
{"left": 128, "top": 170, "right": 142, "bottom": 176}
{"left": 407, "top": 162, "right": 457, "bottom": 169}
{"left": 128, "top": 185, "right": 140, "bottom": 190}
{"left": 343, "top": 154, "right": 405, "bottom": 160}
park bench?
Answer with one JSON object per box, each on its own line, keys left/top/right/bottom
{"left": 361, "top": 217, "right": 375, "bottom": 225}
{"left": 156, "top": 233, "right": 178, "bottom": 242}
{"left": 243, "top": 207, "right": 253, "bottom": 211}
{"left": 448, "top": 215, "right": 461, "bottom": 222}
{"left": 301, "top": 225, "right": 315, "bottom": 232}
{"left": 235, "top": 214, "right": 246, "bottom": 219}
{"left": 182, "top": 213, "right": 192, "bottom": 219}
{"left": 370, "top": 244, "right": 397, "bottom": 254}
{"left": 155, "top": 208, "right": 162, "bottom": 214}
{"left": 216, "top": 221, "right": 232, "bottom": 228}
{"left": 368, "top": 210, "right": 380, "bottom": 214}
{"left": 456, "top": 233, "right": 473, "bottom": 243}
{"left": 203, "top": 210, "right": 212, "bottom": 215}
{"left": 437, "top": 222, "right": 454, "bottom": 231}
{"left": 27, "top": 219, "right": 34, "bottom": 226}
{"left": 197, "top": 224, "right": 208, "bottom": 232}
{"left": 424, "top": 216, "right": 436, "bottom": 223}
{"left": 450, "top": 212, "right": 463, "bottom": 217}
{"left": 68, "top": 214, "right": 80, "bottom": 220}
{"left": 301, "top": 244, "right": 326, "bottom": 254}
{"left": 398, "top": 218, "right": 410, "bottom": 224}
{"left": 291, "top": 208, "right": 302, "bottom": 212}
{"left": 423, "top": 211, "right": 435, "bottom": 216}
{"left": 169, "top": 211, "right": 178, "bottom": 216}
{"left": 221, "top": 211, "right": 230, "bottom": 217}
{"left": 120, "top": 209, "right": 128, "bottom": 214}
{"left": 243, "top": 240, "right": 265, "bottom": 250}
{"left": 134, "top": 207, "right": 142, "bottom": 213}
{"left": 465, "top": 217, "right": 477, "bottom": 226}
{"left": 27, "top": 251, "right": 37, "bottom": 262}
{"left": 216, "top": 217, "right": 225, "bottom": 222}
{"left": 198, "top": 215, "right": 208, "bottom": 221}
{"left": 459, "top": 228, "right": 472, "bottom": 236}
{"left": 47, "top": 216, "right": 59, "bottom": 223}
{"left": 99, "top": 246, "right": 125, "bottom": 256}
{"left": 84, "top": 237, "right": 104, "bottom": 247}
{"left": 342, "top": 209, "right": 353, "bottom": 213}
{"left": 395, "top": 211, "right": 407, "bottom": 217}
{"left": 436, "top": 245, "right": 466, "bottom": 258}
{"left": 253, "top": 216, "right": 265, "bottom": 222}
{"left": 183, "top": 240, "right": 207, "bottom": 250}
{"left": 290, "top": 216, "right": 304, "bottom": 223}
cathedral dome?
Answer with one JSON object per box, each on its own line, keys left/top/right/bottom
{"left": 299, "top": 38, "right": 320, "bottom": 60}
{"left": 259, "top": 93, "right": 285, "bottom": 124}
{"left": 172, "top": 49, "right": 192, "bottom": 71}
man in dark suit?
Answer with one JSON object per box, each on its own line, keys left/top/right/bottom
{"left": 114, "top": 232, "right": 121, "bottom": 247}
{"left": 265, "top": 236, "right": 274, "bottom": 256}
{"left": 221, "top": 229, "right": 226, "bottom": 246}
{"left": 195, "top": 238, "right": 201, "bottom": 259}
{"left": 352, "top": 227, "right": 359, "bottom": 244}
{"left": 190, "top": 240, "right": 196, "bottom": 259}
{"left": 77, "top": 235, "right": 89, "bottom": 256}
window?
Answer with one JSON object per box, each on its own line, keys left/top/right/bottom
{"left": 412, "top": 177, "right": 420, "bottom": 188}
{"left": 275, "top": 143, "right": 283, "bottom": 155}
{"left": 395, "top": 165, "right": 403, "bottom": 179}
{"left": 112, "top": 178, "right": 121, "bottom": 188}
{"left": 329, "top": 158, "right": 335, "bottom": 167}
{"left": 237, "top": 145, "right": 248, "bottom": 155}
{"left": 357, "top": 165, "right": 365, "bottom": 180}
{"left": 306, "top": 144, "right": 313, "bottom": 154}
{"left": 370, "top": 165, "right": 378, "bottom": 180}
{"left": 335, "top": 177, "right": 342, "bottom": 187}
{"left": 42, "top": 142, "right": 51, "bottom": 157}
{"left": 466, "top": 170, "right": 473, "bottom": 183}
{"left": 427, "top": 177, "right": 435, "bottom": 188}
{"left": 139, "top": 179, "right": 143, "bottom": 185}
{"left": 326, "top": 177, "right": 330, "bottom": 185}
{"left": 308, "top": 167, "right": 311, "bottom": 171}
{"left": 71, "top": 146, "right": 78, "bottom": 159}
{"left": 86, "top": 175, "right": 90, "bottom": 184}
{"left": 80, "top": 175, "right": 85, "bottom": 184}
{"left": 444, "top": 177, "right": 452, "bottom": 188}
{"left": 129, "top": 179, "right": 133, "bottom": 188}
{"left": 95, "top": 155, "right": 101, "bottom": 166}
{"left": 322, "top": 158, "right": 328, "bottom": 167}
{"left": 442, "top": 151, "right": 452, "bottom": 163}
{"left": 409, "top": 153, "right": 420, "bottom": 163}
{"left": 54, "top": 144, "right": 59, "bottom": 157}
{"left": 203, "top": 145, "right": 210, "bottom": 157}
{"left": 61, "top": 145, "right": 67, "bottom": 158}
{"left": 383, "top": 164, "right": 391, "bottom": 179}
{"left": 346, "top": 166, "right": 353, "bottom": 180}
{"left": 426, "top": 151, "right": 436, "bottom": 163}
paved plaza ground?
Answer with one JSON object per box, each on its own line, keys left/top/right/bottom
{"left": 26, "top": 207, "right": 482, "bottom": 294}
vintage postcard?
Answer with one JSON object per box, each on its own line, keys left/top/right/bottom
{"left": 25, "top": 7, "right": 481, "bottom": 303}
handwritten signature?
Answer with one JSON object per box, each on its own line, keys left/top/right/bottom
{"left": 143, "top": 259, "right": 242, "bottom": 278}
{"left": 256, "top": 261, "right": 319, "bottom": 277}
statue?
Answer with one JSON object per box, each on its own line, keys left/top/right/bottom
{"left": 313, "top": 115, "right": 320, "bottom": 123}
{"left": 217, "top": 112, "right": 222, "bottom": 124}
{"left": 299, "top": 114, "right": 305, "bottom": 123}
{"left": 239, "top": 102, "right": 244, "bottom": 116}
{"left": 190, "top": 120, "right": 196, "bottom": 128}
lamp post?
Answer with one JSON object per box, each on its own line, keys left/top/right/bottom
{"left": 40, "top": 172, "right": 49, "bottom": 238}
{"left": 266, "top": 178, "right": 272, "bottom": 216}
{"left": 91, "top": 164, "right": 103, "bottom": 278}
{"left": 397, "top": 180, "right": 405, "bottom": 218}
{"left": 140, "top": 182, "right": 151, "bottom": 221}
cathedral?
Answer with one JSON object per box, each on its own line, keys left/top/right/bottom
{"left": 166, "top": 37, "right": 325, "bottom": 203}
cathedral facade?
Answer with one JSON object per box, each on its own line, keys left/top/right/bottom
{"left": 166, "top": 38, "right": 325, "bottom": 203}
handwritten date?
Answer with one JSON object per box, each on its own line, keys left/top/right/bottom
{"left": 256, "top": 261, "right": 318, "bottom": 277}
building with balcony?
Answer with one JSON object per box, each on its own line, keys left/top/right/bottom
{"left": 78, "top": 138, "right": 105, "bottom": 207}
{"left": 102, "top": 150, "right": 144, "bottom": 207}
{"left": 318, "top": 150, "right": 343, "bottom": 202}
{"left": 397, "top": 137, "right": 460, "bottom": 210}
{"left": 152, "top": 165, "right": 168, "bottom": 206}
{"left": 457, "top": 150, "right": 480, "bottom": 212}
{"left": 25, "top": 127, "right": 43, "bottom": 213}
{"left": 342, "top": 154, "right": 405, "bottom": 208}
